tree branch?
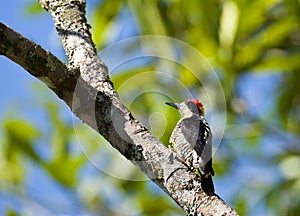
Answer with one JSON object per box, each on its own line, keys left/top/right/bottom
{"left": 0, "top": 1, "right": 239, "bottom": 215}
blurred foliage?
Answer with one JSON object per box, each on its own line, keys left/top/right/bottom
{"left": 25, "top": 2, "right": 43, "bottom": 14}
{"left": 1, "top": 0, "right": 299, "bottom": 215}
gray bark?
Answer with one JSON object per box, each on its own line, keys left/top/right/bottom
{"left": 0, "top": 1, "right": 239, "bottom": 215}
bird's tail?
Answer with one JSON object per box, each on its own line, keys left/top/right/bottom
{"left": 199, "top": 173, "right": 215, "bottom": 195}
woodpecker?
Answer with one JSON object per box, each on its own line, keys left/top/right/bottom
{"left": 166, "top": 99, "right": 214, "bottom": 193}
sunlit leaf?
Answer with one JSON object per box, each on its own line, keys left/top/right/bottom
{"left": 3, "top": 120, "right": 40, "bottom": 162}
{"left": 235, "top": 16, "right": 299, "bottom": 70}
{"left": 26, "top": 2, "right": 44, "bottom": 14}
{"left": 5, "top": 209, "right": 19, "bottom": 216}
{"left": 237, "top": 0, "right": 281, "bottom": 38}
{"left": 45, "top": 155, "right": 85, "bottom": 187}
{"left": 111, "top": 66, "right": 156, "bottom": 90}
{"left": 91, "top": 0, "right": 123, "bottom": 48}
{"left": 127, "top": 0, "right": 167, "bottom": 35}
{"left": 279, "top": 155, "right": 300, "bottom": 179}
{"left": 234, "top": 196, "right": 247, "bottom": 216}
{"left": 139, "top": 195, "right": 183, "bottom": 215}
{"left": 252, "top": 53, "right": 300, "bottom": 71}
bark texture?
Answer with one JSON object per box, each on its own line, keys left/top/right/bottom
{"left": 0, "top": 1, "right": 239, "bottom": 215}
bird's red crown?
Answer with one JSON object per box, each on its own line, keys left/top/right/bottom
{"left": 185, "top": 99, "right": 205, "bottom": 116}
{"left": 185, "top": 99, "right": 203, "bottom": 108}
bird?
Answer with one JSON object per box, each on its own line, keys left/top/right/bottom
{"left": 166, "top": 99, "right": 214, "bottom": 193}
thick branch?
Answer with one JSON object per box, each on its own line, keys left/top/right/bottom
{"left": 0, "top": 1, "right": 238, "bottom": 215}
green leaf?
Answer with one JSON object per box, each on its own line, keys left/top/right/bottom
{"left": 91, "top": 0, "right": 123, "bottom": 47}
{"left": 127, "top": 0, "right": 167, "bottom": 35}
{"left": 251, "top": 53, "right": 300, "bottom": 71}
{"left": 139, "top": 195, "right": 182, "bottom": 215}
{"left": 26, "top": 2, "right": 44, "bottom": 14}
{"left": 40, "top": 102, "right": 86, "bottom": 187}
{"left": 279, "top": 155, "right": 300, "bottom": 179}
{"left": 5, "top": 209, "right": 20, "bottom": 216}
{"left": 3, "top": 120, "right": 40, "bottom": 162}
{"left": 45, "top": 155, "right": 85, "bottom": 187}
{"left": 235, "top": 16, "right": 299, "bottom": 70}
{"left": 237, "top": 0, "right": 280, "bottom": 38}
{"left": 0, "top": 149, "right": 24, "bottom": 185}
{"left": 111, "top": 66, "right": 156, "bottom": 90}
{"left": 234, "top": 196, "right": 247, "bottom": 216}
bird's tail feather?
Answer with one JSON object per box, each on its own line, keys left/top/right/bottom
{"left": 199, "top": 173, "right": 215, "bottom": 195}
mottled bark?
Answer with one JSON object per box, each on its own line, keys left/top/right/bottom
{"left": 0, "top": 1, "right": 239, "bottom": 215}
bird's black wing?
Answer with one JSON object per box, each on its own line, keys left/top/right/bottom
{"left": 180, "top": 116, "right": 199, "bottom": 146}
{"left": 181, "top": 115, "right": 214, "bottom": 176}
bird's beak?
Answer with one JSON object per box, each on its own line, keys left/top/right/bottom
{"left": 165, "top": 102, "right": 179, "bottom": 109}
